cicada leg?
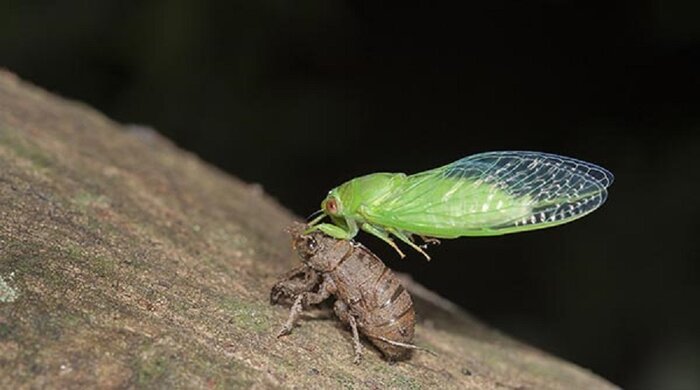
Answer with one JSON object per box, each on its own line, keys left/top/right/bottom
{"left": 419, "top": 236, "right": 441, "bottom": 246}
{"left": 305, "top": 223, "right": 353, "bottom": 239}
{"left": 387, "top": 228, "right": 431, "bottom": 261}
{"left": 360, "top": 223, "right": 406, "bottom": 258}
{"left": 305, "top": 216, "right": 359, "bottom": 240}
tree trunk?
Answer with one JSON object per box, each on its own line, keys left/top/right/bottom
{"left": 0, "top": 69, "right": 617, "bottom": 389}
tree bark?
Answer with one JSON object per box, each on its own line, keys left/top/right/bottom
{"left": 0, "top": 69, "right": 617, "bottom": 389}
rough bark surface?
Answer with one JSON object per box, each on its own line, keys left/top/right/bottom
{"left": 0, "top": 70, "right": 617, "bottom": 389}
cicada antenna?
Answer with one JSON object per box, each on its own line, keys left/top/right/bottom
{"left": 306, "top": 209, "right": 323, "bottom": 220}
{"left": 306, "top": 210, "right": 325, "bottom": 226}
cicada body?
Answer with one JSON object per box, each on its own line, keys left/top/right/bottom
{"left": 308, "top": 151, "right": 614, "bottom": 259}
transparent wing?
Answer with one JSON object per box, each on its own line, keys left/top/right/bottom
{"left": 373, "top": 151, "right": 613, "bottom": 236}
{"left": 443, "top": 151, "right": 613, "bottom": 230}
{"left": 445, "top": 150, "right": 613, "bottom": 189}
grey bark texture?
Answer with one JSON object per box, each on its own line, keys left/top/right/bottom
{"left": 0, "top": 70, "right": 618, "bottom": 389}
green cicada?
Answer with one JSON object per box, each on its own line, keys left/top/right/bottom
{"left": 307, "top": 151, "right": 613, "bottom": 260}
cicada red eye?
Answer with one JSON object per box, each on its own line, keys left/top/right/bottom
{"left": 325, "top": 198, "right": 338, "bottom": 214}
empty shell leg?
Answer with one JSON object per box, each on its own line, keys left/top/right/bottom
{"left": 334, "top": 300, "right": 363, "bottom": 364}
{"left": 270, "top": 266, "right": 320, "bottom": 305}
{"left": 277, "top": 294, "right": 304, "bottom": 337}
{"left": 348, "top": 315, "right": 363, "bottom": 364}
{"left": 277, "top": 275, "right": 336, "bottom": 337}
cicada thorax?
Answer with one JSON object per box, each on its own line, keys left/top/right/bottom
{"left": 333, "top": 172, "right": 407, "bottom": 216}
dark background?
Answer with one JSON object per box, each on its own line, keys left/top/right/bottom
{"left": 2, "top": 1, "right": 699, "bottom": 388}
